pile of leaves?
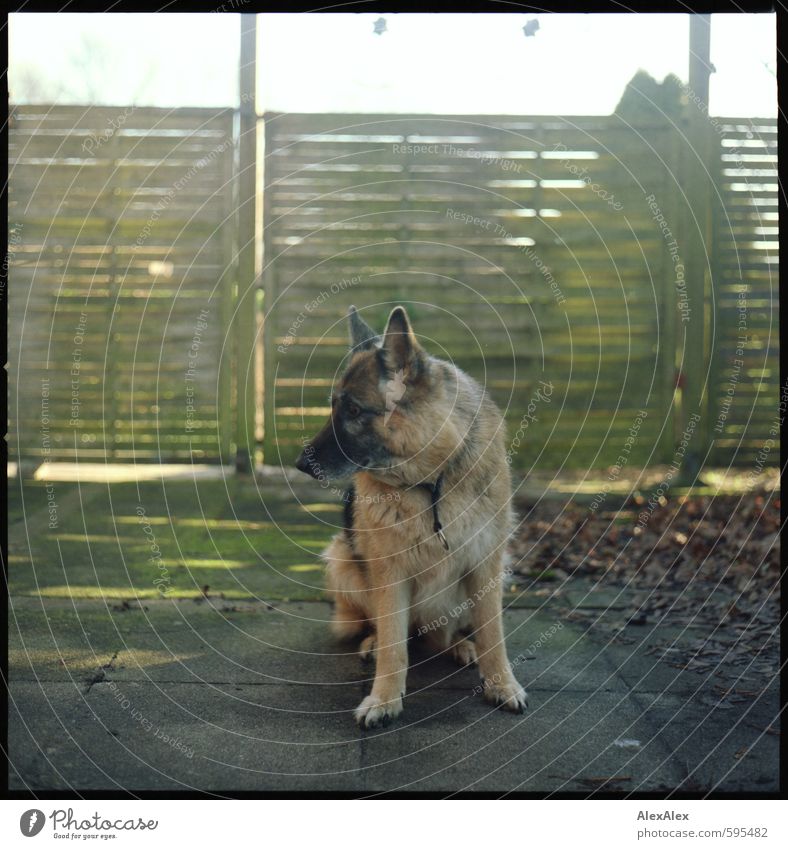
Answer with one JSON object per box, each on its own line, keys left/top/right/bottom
{"left": 509, "top": 489, "right": 780, "bottom": 693}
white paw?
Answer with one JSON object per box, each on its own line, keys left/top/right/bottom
{"left": 354, "top": 693, "right": 403, "bottom": 729}
{"left": 451, "top": 638, "right": 478, "bottom": 667}
{"left": 483, "top": 676, "right": 528, "bottom": 713}
{"left": 359, "top": 634, "right": 377, "bottom": 661}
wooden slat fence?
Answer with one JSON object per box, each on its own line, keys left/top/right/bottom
{"left": 8, "top": 105, "right": 236, "bottom": 462}
{"left": 708, "top": 118, "right": 779, "bottom": 466}
{"left": 262, "top": 113, "right": 690, "bottom": 470}
{"left": 9, "top": 108, "right": 777, "bottom": 471}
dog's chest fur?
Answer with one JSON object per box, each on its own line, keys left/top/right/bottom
{"left": 350, "top": 470, "right": 510, "bottom": 627}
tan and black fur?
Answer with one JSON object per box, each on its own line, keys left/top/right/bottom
{"left": 295, "top": 305, "right": 527, "bottom": 729}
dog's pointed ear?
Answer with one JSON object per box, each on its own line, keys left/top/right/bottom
{"left": 381, "top": 306, "right": 423, "bottom": 373}
{"left": 347, "top": 305, "right": 379, "bottom": 352}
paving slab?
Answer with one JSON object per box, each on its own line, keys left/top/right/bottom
{"left": 628, "top": 691, "right": 780, "bottom": 793}
{"left": 356, "top": 688, "right": 691, "bottom": 794}
{"left": 9, "top": 601, "right": 622, "bottom": 694}
{"left": 9, "top": 681, "right": 365, "bottom": 792}
{"left": 6, "top": 674, "right": 667, "bottom": 793}
{"left": 9, "top": 683, "right": 135, "bottom": 792}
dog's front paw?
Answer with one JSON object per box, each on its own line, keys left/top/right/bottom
{"left": 483, "top": 677, "right": 528, "bottom": 713}
{"left": 354, "top": 693, "right": 403, "bottom": 729}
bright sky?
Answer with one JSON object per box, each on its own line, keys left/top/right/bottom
{"left": 7, "top": 12, "right": 777, "bottom": 116}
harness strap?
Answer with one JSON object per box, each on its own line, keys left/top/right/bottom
{"left": 342, "top": 484, "right": 356, "bottom": 551}
{"left": 417, "top": 471, "right": 449, "bottom": 550}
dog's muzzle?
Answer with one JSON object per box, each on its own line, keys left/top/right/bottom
{"left": 294, "top": 448, "right": 317, "bottom": 477}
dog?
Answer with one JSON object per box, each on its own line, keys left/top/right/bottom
{"left": 295, "top": 305, "right": 527, "bottom": 729}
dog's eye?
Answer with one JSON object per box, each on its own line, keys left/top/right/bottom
{"left": 346, "top": 402, "right": 361, "bottom": 418}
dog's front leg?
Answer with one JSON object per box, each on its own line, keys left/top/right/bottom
{"left": 354, "top": 574, "right": 410, "bottom": 729}
{"left": 465, "top": 556, "right": 528, "bottom": 713}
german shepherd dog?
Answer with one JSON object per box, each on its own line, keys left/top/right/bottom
{"left": 295, "top": 306, "right": 527, "bottom": 729}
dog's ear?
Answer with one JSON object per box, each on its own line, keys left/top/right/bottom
{"left": 347, "top": 305, "right": 379, "bottom": 352}
{"left": 381, "top": 306, "right": 424, "bottom": 374}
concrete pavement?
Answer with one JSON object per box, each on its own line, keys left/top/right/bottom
{"left": 7, "top": 474, "right": 779, "bottom": 794}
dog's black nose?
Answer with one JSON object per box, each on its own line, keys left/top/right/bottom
{"left": 294, "top": 450, "right": 313, "bottom": 476}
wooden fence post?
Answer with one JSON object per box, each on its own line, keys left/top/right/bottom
{"left": 261, "top": 118, "right": 276, "bottom": 468}
{"left": 235, "top": 14, "right": 258, "bottom": 473}
{"left": 219, "top": 110, "right": 235, "bottom": 464}
{"left": 659, "top": 120, "right": 682, "bottom": 466}
{"left": 678, "top": 14, "right": 715, "bottom": 483}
